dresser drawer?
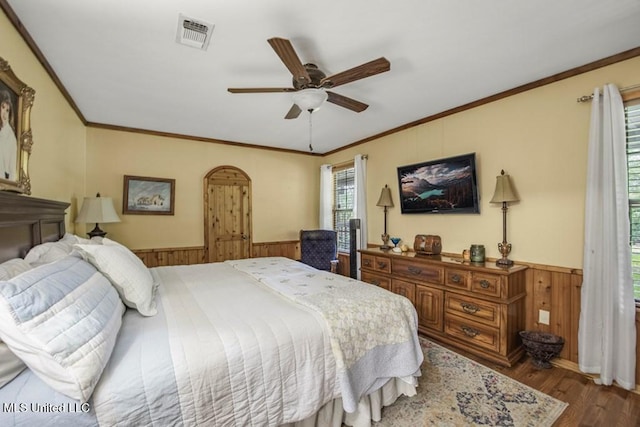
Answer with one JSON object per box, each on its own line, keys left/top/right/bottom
{"left": 445, "top": 268, "right": 470, "bottom": 290}
{"left": 361, "top": 254, "right": 391, "bottom": 273}
{"left": 361, "top": 271, "right": 391, "bottom": 291}
{"left": 444, "top": 314, "right": 500, "bottom": 353}
{"left": 392, "top": 258, "right": 444, "bottom": 284}
{"left": 471, "top": 272, "right": 502, "bottom": 298}
{"left": 445, "top": 293, "right": 500, "bottom": 328}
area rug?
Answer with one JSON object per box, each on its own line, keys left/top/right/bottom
{"left": 375, "top": 338, "right": 568, "bottom": 426}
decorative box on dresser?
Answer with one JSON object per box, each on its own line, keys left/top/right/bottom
{"left": 360, "top": 248, "right": 528, "bottom": 367}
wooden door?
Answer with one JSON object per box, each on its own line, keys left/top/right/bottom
{"left": 204, "top": 166, "right": 252, "bottom": 262}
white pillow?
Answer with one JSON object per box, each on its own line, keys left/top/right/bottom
{"left": 74, "top": 240, "right": 157, "bottom": 316}
{"left": 24, "top": 234, "right": 103, "bottom": 266}
{"left": 0, "top": 342, "right": 26, "bottom": 388}
{"left": 0, "top": 258, "right": 31, "bottom": 387}
{"left": 24, "top": 241, "right": 72, "bottom": 266}
{"left": 64, "top": 233, "right": 103, "bottom": 245}
{"left": 0, "top": 256, "right": 125, "bottom": 401}
{"left": 101, "top": 237, "right": 127, "bottom": 248}
{"left": 0, "top": 258, "right": 32, "bottom": 281}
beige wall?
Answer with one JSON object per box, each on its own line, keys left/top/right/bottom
{"left": 0, "top": 11, "right": 86, "bottom": 231}
{"left": 323, "top": 56, "right": 640, "bottom": 270}
{"left": 4, "top": 5, "right": 640, "bottom": 269}
{"left": 85, "top": 128, "right": 319, "bottom": 249}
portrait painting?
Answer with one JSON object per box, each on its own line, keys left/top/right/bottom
{"left": 0, "top": 83, "right": 18, "bottom": 181}
{"left": 0, "top": 57, "right": 34, "bottom": 194}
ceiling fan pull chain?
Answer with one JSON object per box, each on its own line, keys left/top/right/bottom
{"left": 308, "top": 110, "right": 314, "bottom": 152}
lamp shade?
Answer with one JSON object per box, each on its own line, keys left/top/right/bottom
{"left": 490, "top": 170, "right": 519, "bottom": 204}
{"left": 75, "top": 195, "right": 121, "bottom": 224}
{"left": 292, "top": 88, "right": 328, "bottom": 111}
{"left": 376, "top": 185, "right": 394, "bottom": 208}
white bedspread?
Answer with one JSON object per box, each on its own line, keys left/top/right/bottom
{"left": 149, "top": 261, "right": 339, "bottom": 426}
{"left": 0, "top": 258, "right": 422, "bottom": 427}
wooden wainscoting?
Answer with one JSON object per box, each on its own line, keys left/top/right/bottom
{"left": 523, "top": 264, "right": 583, "bottom": 364}
{"left": 252, "top": 240, "right": 300, "bottom": 260}
{"left": 133, "top": 240, "right": 301, "bottom": 268}
{"left": 134, "top": 241, "right": 351, "bottom": 275}
{"left": 524, "top": 263, "right": 640, "bottom": 387}
{"left": 133, "top": 246, "right": 205, "bottom": 267}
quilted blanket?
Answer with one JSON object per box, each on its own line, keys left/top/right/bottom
{"left": 227, "top": 257, "right": 423, "bottom": 413}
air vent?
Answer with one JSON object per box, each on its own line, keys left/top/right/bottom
{"left": 176, "top": 14, "right": 214, "bottom": 50}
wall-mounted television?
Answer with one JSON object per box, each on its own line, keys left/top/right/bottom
{"left": 397, "top": 152, "right": 480, "bottom": 214}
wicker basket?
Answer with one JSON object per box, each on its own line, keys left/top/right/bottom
{"left": 519, "top": 330, "right": 565, "bottom": 369}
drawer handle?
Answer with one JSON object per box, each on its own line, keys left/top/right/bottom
{"left": 372, "top": 280, "right": 380, "bottom": 286}
{"left": 363, "top": 259, "right": 372, "bottom": 267}
{"left": 460, "top": 302, "right": 479, "bottom": 314}
{"left": 408, "top": 266, "right": 422, "bottom": 275}
{"left": 377, "top": 261, "right": 387, "bottom": 269}
{"left": 479, "top": 279, "right": 490, "bottom": 289}
{"left": 461, "top": 325, "right": 479, "bottom": 337}
{"left": 451, "top": 274, "right": 462, "bottom": 283}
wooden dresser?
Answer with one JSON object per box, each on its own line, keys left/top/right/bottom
{"left": 359, "top": 248, "right": 527, "bottom": 366}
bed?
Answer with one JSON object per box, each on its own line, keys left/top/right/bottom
{"left": 0, "top": 192, "right": 423, "bottom": 426}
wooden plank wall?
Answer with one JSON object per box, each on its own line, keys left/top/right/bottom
{"left": 252, "top": 240, "right": 300, "bottom": 260}
{"left": 133, "top": 241, "right": 301, "bottom": 267}
{"left": 525, "top": 267, "right": 581, "bottom": 362}
{"left": 133, "top": 242, "right": 640, "bottom": 387}
{"left": 134, "top": 246, "right": 205, "bottom": 267}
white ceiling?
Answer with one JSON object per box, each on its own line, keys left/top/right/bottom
{"left": 5, "top": 1, "right": 640, "bottom": 154}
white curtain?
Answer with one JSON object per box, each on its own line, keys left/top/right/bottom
{"left": 319, "top": 164, "right": 333, "bottom": 229}
{"left": 578, "top": 84, "right": 636, "bottom": 390}
{"left": 353, "top": 154, "right": 368, "bottom": 279}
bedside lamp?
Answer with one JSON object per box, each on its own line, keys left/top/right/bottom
{"left": 75, "top": 193, "right": 121, "bottom": 238}
{"left": 376, "top": 184, "right": 394, "bottom": 249}
{"left": 490, "top": 170, "right": 519, "bottom": 266}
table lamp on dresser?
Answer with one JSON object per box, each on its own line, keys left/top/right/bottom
{"left": 376, "top": 184, "right": 394, "bottom": 249}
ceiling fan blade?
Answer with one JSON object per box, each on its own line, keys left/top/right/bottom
{"left": 284, "top": 104, "right": 302, "bottom": 119}
{"left": 267, "top": 37, "right": 311, "bottom": 85}
{"left": 326, "top": 91, "right": 369, "bottom": 113}
{"left": 321, "top": 57, "right": 390, "bottom": 88}
{"left": 227, "top": 87, "right": 296, "bottom": 93}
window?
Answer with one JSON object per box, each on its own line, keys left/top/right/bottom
{"left": 333, "top": 165, "right": 355, "bottom": 253}
{"left": 625, "top": 95, "right": 640, "bottom": 300}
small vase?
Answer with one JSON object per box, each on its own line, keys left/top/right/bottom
{"left": 470, "top": 244, "right": 485, "bottom": 263}
{"left": 381, "top": 233, "right": 390, "bottom": 249}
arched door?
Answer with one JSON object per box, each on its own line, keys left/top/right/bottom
{"left": 204, "top": 166, "right": 252, "bottom": 262}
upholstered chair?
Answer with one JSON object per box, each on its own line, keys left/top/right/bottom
{"left": 299, "top": 229, "right": 339, "bottom": 273}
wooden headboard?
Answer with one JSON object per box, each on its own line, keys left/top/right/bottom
{"left": 0, "top": 192, "right": 69, "bottom": 263}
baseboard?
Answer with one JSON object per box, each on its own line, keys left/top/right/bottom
{"left": 552, "top": 358, "right": 640, "bottom": 395}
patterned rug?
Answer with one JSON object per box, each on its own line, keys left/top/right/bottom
{"left": 375, "top": 337, "right": 568, "bottom": 426}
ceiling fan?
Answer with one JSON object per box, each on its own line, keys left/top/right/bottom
{"left": 227, "top": 37, "right": 390, "bottom": 119}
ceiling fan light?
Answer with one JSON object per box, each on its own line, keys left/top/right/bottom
{"left": 292, "top": 88, "right": 328, "bottom": 111}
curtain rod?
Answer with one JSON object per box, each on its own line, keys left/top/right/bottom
{"left": 331, "top": 154, "right": 368, "bottom": 169}
{"left": 576, "top": 83, "right": 640, "bottom": 102}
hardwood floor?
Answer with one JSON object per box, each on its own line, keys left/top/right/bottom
{"left": 429, "top": 337, "right": 640, "bottom": 426}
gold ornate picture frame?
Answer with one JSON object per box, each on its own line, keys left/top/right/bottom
{"left": 0, "top": 57, "right": 34, "bottom": 194}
